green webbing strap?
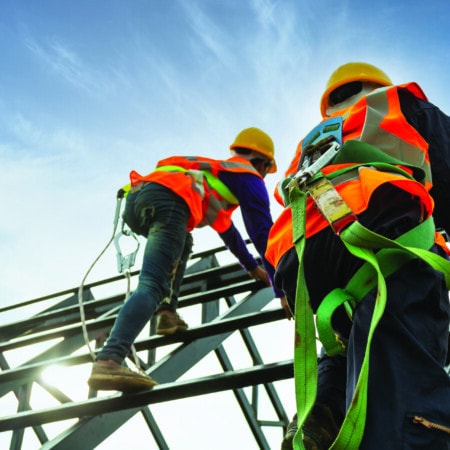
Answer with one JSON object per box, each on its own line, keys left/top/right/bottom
{"left": 326, "top": 233, "right": 384, "bottom": 449}
{"left": 290, "top": 185, "right": 318, "bottom": 450}
{"left": 323, "top": 220, "right": 450, "bottom": 450}
{"left": 315, "top": 288, "right": 350, "bottom": 356}
{"left": 341, "top": 219, "right": 450, "bottom": 288}
{"left": 154, "top": 165, "right": 239, "bottom": 204}
{"left": 316, "top": 217, "right": 440, "bottom": 357}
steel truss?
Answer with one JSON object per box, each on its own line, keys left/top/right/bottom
{"left": 0, "top": 243, "right": 294, "bottom": 449}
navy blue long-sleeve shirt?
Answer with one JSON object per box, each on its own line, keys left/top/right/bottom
{"left": 218, "top": 170, "right": 284, "bottom": 298}
{"left": 398, "top": 88, "right": 450, "bottom": 234}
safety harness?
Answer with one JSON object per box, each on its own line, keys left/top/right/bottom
{"left": 287, "top": 120, "right": 450, "bottom": 450}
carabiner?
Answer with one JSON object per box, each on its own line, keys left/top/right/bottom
{"left": 114, "top": 227, "right": 140, "bottom": 274}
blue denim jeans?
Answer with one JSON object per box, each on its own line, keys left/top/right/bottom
{"left": 97, "top": 182, "right": 192, "bottom": 363}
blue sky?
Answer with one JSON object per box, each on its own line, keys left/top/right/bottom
{"left": 1, "top": 0, "right": 450, "bottom": 448}
{"left": 2, "top": 0, "right": 450, "bottom": 302}
{"left": 1, "top": 0, "right": 317, "bottom": 300}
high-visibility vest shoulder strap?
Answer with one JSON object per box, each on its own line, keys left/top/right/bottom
{"left": 335, "top": 84, "right": 431, "bottom": 186}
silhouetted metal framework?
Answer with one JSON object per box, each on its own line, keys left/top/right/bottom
{"left": 0, "top": 243, "right": 294, "bottom": 449}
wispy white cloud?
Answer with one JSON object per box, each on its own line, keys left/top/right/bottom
{"left": 25, "top": 35, "right": 93, "bottom": 90}
{"left": 178, "top": 1, "right": 235, "bottom": 69}
{"left": 249, "top": 0, "right": 280, "bottom": 26}
{"left": 23, "top": 33, "right": 123, "bottom": 98}
{"left": 0, "top": 110, "right": 88, "bottom": 163}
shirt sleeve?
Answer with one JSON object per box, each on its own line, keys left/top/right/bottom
{"left": 218, "top": 223, "right": 259, "bottom": 271}
{"left": 399, "top": 88, "right": 450, "bottom": 235}
{"left": 219, "top": 170, "right": 285, "bottom": 298}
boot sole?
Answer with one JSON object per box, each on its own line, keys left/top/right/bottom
{"left": 156, "top": 325, "right": 188, "bottom": 335}
{"left": 88, "top": 374, "right": 158, "bottom": 393}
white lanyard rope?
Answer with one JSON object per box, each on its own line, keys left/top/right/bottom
{"left": 78, "top": 195, "right": 141, "bottom": 368}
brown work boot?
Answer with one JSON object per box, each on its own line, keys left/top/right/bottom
{"left": 87, "top": 360, "right": 158, "bottom": 393}
{"left": 281, "top": 414, "right": 297, "bottom": 450}
{"left": 156, "top": 312, "right": 188, "bottom": 335}
{"left": 302, "top": 404, "right": 339, "bottom": 450}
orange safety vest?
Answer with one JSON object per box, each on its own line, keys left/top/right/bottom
{"left": 129, "top": 155, "right": 263, "bottom": 232}
{"left": 266, "top": 82, "right": 439, "bottom": 268}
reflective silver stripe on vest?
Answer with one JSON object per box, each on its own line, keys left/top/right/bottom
{"left": 359, "top": 88, "right": 430, "bottom": 183}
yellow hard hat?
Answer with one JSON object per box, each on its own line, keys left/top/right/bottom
{"left": 230, "top": 127, "right": 277, "bottom": 173}
{"left": 320, "top": 62, "right": 393, "bottom": 117}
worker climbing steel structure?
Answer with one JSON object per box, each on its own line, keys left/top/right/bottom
{"left": 0, "top": 241, "right": 294, "bottom": 449}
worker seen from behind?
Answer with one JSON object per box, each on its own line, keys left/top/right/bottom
{"left": 265, "top": 62, "right": 450, "bottom": 449}
{"left": 87, "top": 127, "right": 286, "bottom": 393}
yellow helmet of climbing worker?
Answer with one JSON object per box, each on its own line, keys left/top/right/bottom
{"left": 320, "top": 62, "right": 393, "bottom": 117}
{"left": 229, "top": 127, "right": 277, "bottom": 173}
